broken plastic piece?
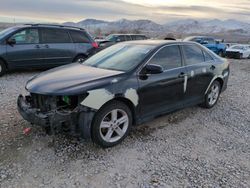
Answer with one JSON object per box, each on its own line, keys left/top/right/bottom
{"left": 23, "top": 127, "right": 31, "bottom": 135}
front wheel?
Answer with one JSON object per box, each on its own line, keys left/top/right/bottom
{"left": 91, "top": 101, "right": 132, "bottom": 148}
{"left": 0, "top": 60, "right": 7, "bottom": 77}
{"left": 202, "top": 80, "right": 221, "bottom": 108}
{"left": 73, "top": 55, "right": 87, "bottom": 63}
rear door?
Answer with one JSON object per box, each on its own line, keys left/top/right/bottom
{"left": 181, "top": 44, "right": 215, "bottom": 104}
{"left": 40, "top": 28, "right": 75, "bottom": 67}
{"left": 138, "top": 45, "right": 187, "bottom": 118}
{"left": 6, "top": 28, "right": 42, "bottom": 68}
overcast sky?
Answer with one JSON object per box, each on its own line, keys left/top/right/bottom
{"left": 0, "top": 0, "right": 250, "bottom": 24}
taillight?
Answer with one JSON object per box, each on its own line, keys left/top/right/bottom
{"left": 92, "top": 42, "right": 99, "bottom": 48}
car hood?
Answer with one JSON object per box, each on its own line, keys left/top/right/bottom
{"left": 26, "top": 63, "right": 124, "bottom": 95}
{"left": 226, "top": 48, "right": 243, "bottom": 53}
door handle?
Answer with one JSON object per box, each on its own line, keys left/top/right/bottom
{"left": 178, "top": 72, "right": 187, "bottom": 78}
{"left": 210, "top": 65, "right": 216, "bottom": 70}
{"left": 35, "top": 45, "right": 40, "bottom": 49}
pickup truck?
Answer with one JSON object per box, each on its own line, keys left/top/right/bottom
{"left": 184, "top": 36, "right": 227, "bottom": 57}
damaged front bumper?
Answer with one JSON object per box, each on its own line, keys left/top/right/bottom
{"left": 17, "top": 95, "right": 95, "bottom": 139}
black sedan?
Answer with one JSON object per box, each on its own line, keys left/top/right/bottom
{"left": 17, "top": 40, "right": 230, "bottom": 147}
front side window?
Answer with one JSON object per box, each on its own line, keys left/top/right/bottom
{"left": 117, "top": 35, "right": 126, "bottom": 42}
{"left": 83, "top": 43, "right": 155, "bottom": 72}
{"left": 10, "top": 29, "right": 39, "bottom": 44}
{"left": 148, "top": 45, "right": 182, "bottom": 70}
{"left": 41, "top": 28, "right": 71, "bottom": 43}
{"left": 182, "top": 45, "right": 205, "bottom": 65}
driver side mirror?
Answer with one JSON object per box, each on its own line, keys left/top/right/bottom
{"left": 144, "top": 64, "right": 164, "bottom": 74}
{"left": 7, "top": 38, "right": 16, "bottom": 45}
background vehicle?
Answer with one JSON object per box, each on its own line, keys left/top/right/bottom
{"left": 226, "top": 44, "right": 250, "bottom": 59}
{"left": 96, "top": 34, "right": 148, "bottom": 49}
{"left": 184, "top": 36, "right": 227, "bottom": 57}
{"left": 18, "top": 40, "right": 229, "bottom": 148}
{"left": 0, "top": 24, "right": 98, "bottom": 76}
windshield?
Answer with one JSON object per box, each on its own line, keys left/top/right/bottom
{"left": 0, "top": 27, "right": 16, "bottom": 39}
{"left": 83, "top": 43, "right": 155, "bottom": 72}
{"left": 231, "top": 46, "right": 247, "bottom": 50}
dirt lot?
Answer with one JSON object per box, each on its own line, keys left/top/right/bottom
{"left": 0, "top": 59, "right": 249, "bottom": 188}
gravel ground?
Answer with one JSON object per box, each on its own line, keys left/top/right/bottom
{"left": 0, "top": 59, "right": 249, "bottom": 188}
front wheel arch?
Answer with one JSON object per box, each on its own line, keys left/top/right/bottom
{"left": 97, "top": 98, "right": 136, "bottom": 126}
{"left": 0, "top": 57, "right": 8, "bottom": 70}
{"left": 73, "top": 54, "right": 88, "bottom": 62}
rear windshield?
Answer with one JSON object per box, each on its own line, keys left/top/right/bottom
{"left": 83, "top": 43, "right": 155, "bottom": 72}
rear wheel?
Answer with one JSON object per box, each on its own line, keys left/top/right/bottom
{"left": 202, "top": 81, "right": 221, "bottom": 108}
{"left": 0, "top": 60, "right": 7, "bottom": 77}
{"left": 91, "top": 101, "right": 132, "bottom": 148}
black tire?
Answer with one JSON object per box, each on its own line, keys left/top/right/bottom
{"left": 0, "top": 60, "right": 7, "bottom": 77}
{"left": 218, "top": 50, "right": 224, "bottom": 57}
{"left": 91, "top": 101, "right": 132, "bottom": 148}
{"left": 202, "top": 80, "right": 221, "bottom": 109}
{"left": 73, "top": 55, "right": 87, "bottom": 63}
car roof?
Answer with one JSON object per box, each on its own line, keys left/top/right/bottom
{"left": 10, "top": 24, "right": 85, "bottom": 31}
{"left": 122, "top": 40, "right": 197, "bottom": 46}
{"left": 110, "top": 34, "right": 146, "bottom": 36}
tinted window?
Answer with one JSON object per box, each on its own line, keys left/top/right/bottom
{"left": 41, "top": 28, "right": 71, "bottom": 43}
{"left": 135, "top": 35, "right": 146, "bottom": 40}
{"left": 131, "top": 35, "right": 136, "bottom": 40}
{"left": 205, "top": 38, "right": 215, "bottom": 43}
{"left": 117, "top": 35, "right": 126, "bottom": 42}
{"left": 149, "top": 45, "right": 182, "bottom": 70}
{"left": 203, "top": 50, "right": 214, "bottom": 61}
{"left": 10, "top": 28, "right": 39, "bottom": 44}
{"left": 69, "top": 30, "right": 91, "bottom": 43}
{"left": 125, "top": 35, "right": 132, "bottom": 41}
{"left": 183, "top": 45, "right": 204, "bottom": 65}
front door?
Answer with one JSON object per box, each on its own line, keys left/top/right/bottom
{"left": 6, "top": 28, "right": 43, "bottom": 69}
{"left": 137, "top": 45, "right": 187, "bottom": 118}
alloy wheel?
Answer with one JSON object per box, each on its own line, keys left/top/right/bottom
{"left": 207, "top": 84, "right": 220, "bottom": 106}
{"left": 99, "top": 109, "right": 129, "bottom": 143}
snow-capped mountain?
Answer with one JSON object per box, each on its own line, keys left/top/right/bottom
{"left": 63, "top": 18, "right": 166, "bottom": 36}
{"left": 63, "top": 18, "right": 250, "bottom": 37}
{"left": 164, "top": 19, "right": 250, "bottom": 34}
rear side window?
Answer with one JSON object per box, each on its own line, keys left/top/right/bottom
{"left": 69, "top": 30, "right": 91, "bottom": 43}
{"left": 135, "top": 35, "right": 146, "bottom": 40}
{"left": 203, "top": 50, "right": 214, "bottom": 61}
{"left": 149, "top": 45, "right": 182, "bottom": 70}
{"left": 182, "top": 45, "right": 205, "bottom": 65}
{"left": 125, "top": 35, "right": 132, "bottom": 41}
{"left": 41, "top": 28, "right": 71, "bottom": 43}
{"left": 131, "top": 35, "right": 136, "bottom": 40}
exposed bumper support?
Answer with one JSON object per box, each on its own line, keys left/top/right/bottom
{"left": 17, "top": 95, "right": 95, "bottom": 139}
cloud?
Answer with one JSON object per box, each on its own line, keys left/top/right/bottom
{"left": 0, "top": 0, "right": 249, "bottom": 23}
